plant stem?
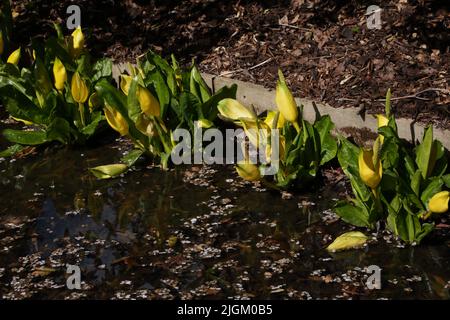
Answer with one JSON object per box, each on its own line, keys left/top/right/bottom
{"left": 78, "top": 103, "right": 86, "bottom": 127}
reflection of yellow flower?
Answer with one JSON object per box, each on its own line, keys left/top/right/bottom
{"left": 359, "top": 148, "right": 382, "bottom": 189}
{"left": 53, "top": 58, "right": 67, "bottom": 91}
{"left": 138, "top": 86, "right": 160, "bottom": 117}
{"left": 7, "top": 47, "right": 21, "bottom": 65}
{"left": 428, "top": 191, "right": 449, "bottom": 214}
{"left": 71, "top": 72, "right": 89, "bottom": 103}
{"left": 236, "top": 162, "right": 261, "bottom": 182}
{"left": 104, "top": 105, "right": 129, "bottom": 136}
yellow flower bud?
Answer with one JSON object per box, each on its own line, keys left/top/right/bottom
{"left": 71, "top": 72, "right": 89, "bottom": 103}
{"left": 104, "top": 105, "right": 129, "bottom": 136}
{"left": 358, "top": 148, "right": 382, "bottom": 189}
{"left": 120, "top": 75, "right": 132, "bottom": 95}
{"left": 70, "top": 26, "right": 84, "bottom": 58}
{"left": 138, "top": 86, "right": 160, "bottom": 117}
{"left": 217, "top": 98, "right": 255, "bottom": 121}
{"left": 7, "top": 47, "right": 21, "bottom": 65}
{"left": 276, "top": 70, "right": 298, "bottom": 125}
{"left": 377, "top": 114, "right": 389, "bottom": 143}
{"left": 236, "top": 162, "right": 261, "bottom": 182}
{"left": 428, "top": 191, "right": 449, "bottom": 214}
{"left": 196, "top": 119, "right": 214, "bottom": 129}
{"left": 53, "top": 57, "right": 67, "bottom": 91}
{"left": 88, "top": 92, "right": 101, "bottom": 110}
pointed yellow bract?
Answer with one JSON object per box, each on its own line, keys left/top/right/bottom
{"left": 70, "top": 26, "right": 84, "bottom": 58}
{"left": 53, "top": 57, "right": 67, "bottom": 91}
{"left": 326, "top": 231, "right": 368, "bottom": 252}
{"left": 358, "top": 148, "right": 382, "bottom": 189}
{"left": 276, "top": 70, "right": 298, "bottom": 124}
{"left": 120, "top": 75, "right": 132, "bottom": 95}
{"left": 138, "top": 86, "right": 160, "bottom": 117}
{"left": 218, "top": 98, "right": 255, "bottom": 121}
{"left": 104, "top": 105, "right": 129, "bottom": 136}
{"left": 236, "top": 162, "right": 261, "bottom": 182}
{"left": 7, "top": 47, "right": 21, "bottom": 65}
{"left": 71, "top": 72, "right": 89, "bottom": 103}
{"left": 428, "top": 191, "right": 449, "bottom": 214}
{"left": 377, "top": 114, "right": 389, "bottom": 143}
{"left": 265, "top": 110, "right": 285, "bottom": 129}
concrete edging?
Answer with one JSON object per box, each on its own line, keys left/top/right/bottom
{"left": 202, "top": 73, "right": 450, "bottom": 150}
{"left": 112, "top": 64, "right": 449, "bottom": 149}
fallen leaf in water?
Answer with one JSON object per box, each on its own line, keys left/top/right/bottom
{"left": 326, "top": 231, "right": 368, "bottom": 252}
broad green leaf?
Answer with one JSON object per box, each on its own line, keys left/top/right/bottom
{"left": 91, "top": 58, "right": 112, "bottom": 82}
{"left": 337, "top": 136, "right": 359, "bottom": 173}
{"left": 334, "top": 202, "right": 370, "bottom": 227}
{"left": 415, "top": 126, "right": 434, "bottom": 179}
{"left": 421, "top": 178, "right": 443, "bottom": 206}
{"left": 326, "top": 231, "right": 368, "bottom": 252}
{"left": 121, "top": 149, "right": 144, "bottom": 167}
{"left": 3, "top": 129, "right": 47, "bottom": 145}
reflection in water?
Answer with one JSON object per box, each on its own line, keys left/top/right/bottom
{"left": 0, "top": 143, "right": 449, "bottom": 299}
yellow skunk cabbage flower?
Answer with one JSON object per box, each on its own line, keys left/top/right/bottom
{"left": 326, "top": 231, "right": 368, "bottom": 252}
{"left": 236, "top": 162, "right": 261, "bottom": 182}
{"left": 120, "top": 75, "right": 132, "bottom": 95}
{"left": 7, "top": 47, "right": 21, "bottom": 65}
{"left": 90, "top": 164, "right": 128, "bottom": 180}
{"left": 71, "top": 72, "right": 89, "bottom": 103}
{"left": 53, "top": 57, "right": 67, "bottom": 91}
{"left": 0, "top": 31, "right": 4, "bottom": 56}
{"left": 428, "top": 191, "right": 449, "bottom": 214}
{"left": 218, "top": 98, "right": 255, "bottom": 121}
{"left": 104, "top": 105, "right": 129, "bottom": 136}
{"left": 70, "top": 26, "right": 84, "bottom": 58}
{"left": 265, "top": 110, "right": 285, "bottom": 129}
{"left": 276, "top": 69, "right": 300, "bottom": 132}
{"left": 377, "top": 114, "right": 389, "bottom": 143}
{"left": 358, "top": 148, "right": 382, "bottom": 190}
{"left": 138, "top": 86, "right": 160, "bottom": 117}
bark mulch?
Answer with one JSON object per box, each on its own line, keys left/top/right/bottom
{"left": 10, "top": 0, "right": 450, "bottom": 129}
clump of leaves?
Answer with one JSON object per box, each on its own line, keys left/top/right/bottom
{"left": 91, "top": 51, "right": 237, "bottom": 178}
{"left": 218, "top": 70, "right": 337, "bottom": 189}
{"left": 0, "top": 25, "right": 112, "bottom": 157}
{"left": 336, "top": 89, "right": 450, "bottom": 244}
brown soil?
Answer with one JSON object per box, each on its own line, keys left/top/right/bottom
{"left": 10, "top": 0, "right": 450, "bottom": 129}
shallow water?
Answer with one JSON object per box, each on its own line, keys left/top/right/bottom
{"left": 0, "top": 135, "right": 449, "bottom": 299}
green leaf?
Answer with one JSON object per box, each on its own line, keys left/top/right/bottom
{"left": 3, "top": 129, "right": 47, "bottom": 145}
{"left": 326, "top": 231, "right": 368, "bottom": 252}
{"left": 415, "top": 126, "right": 434, "bottom": 179}
{"left": 337, "top": 136, "right": 359, "bottom": 173}
{"left": 46, "top": 117, "right": 73, "bottom": 144}
{"left": 89, "top": 164, "right": 128, "bottom": 179}
{"left": 121, "top": 149, "right": 144, "bottom": 167}
{"left": 334, "top": 202, "right": 370, "bottom": 227}
{"left": 81, "top": 112, "right": 104, "bottom": 137}
{"left": 126, "top": 77, "right": 141, "bottom": 122}
{"left": 314, "top": 115, "right": 337, "bottom": 165}
{"left": 421, "top": 178, "right": 443, "bottom": 207}
{"left": 443, "top": 174, "right": 450, "bottom": 188}
{"left": 91, "top": 58, "right": 112, "bottom": 83}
